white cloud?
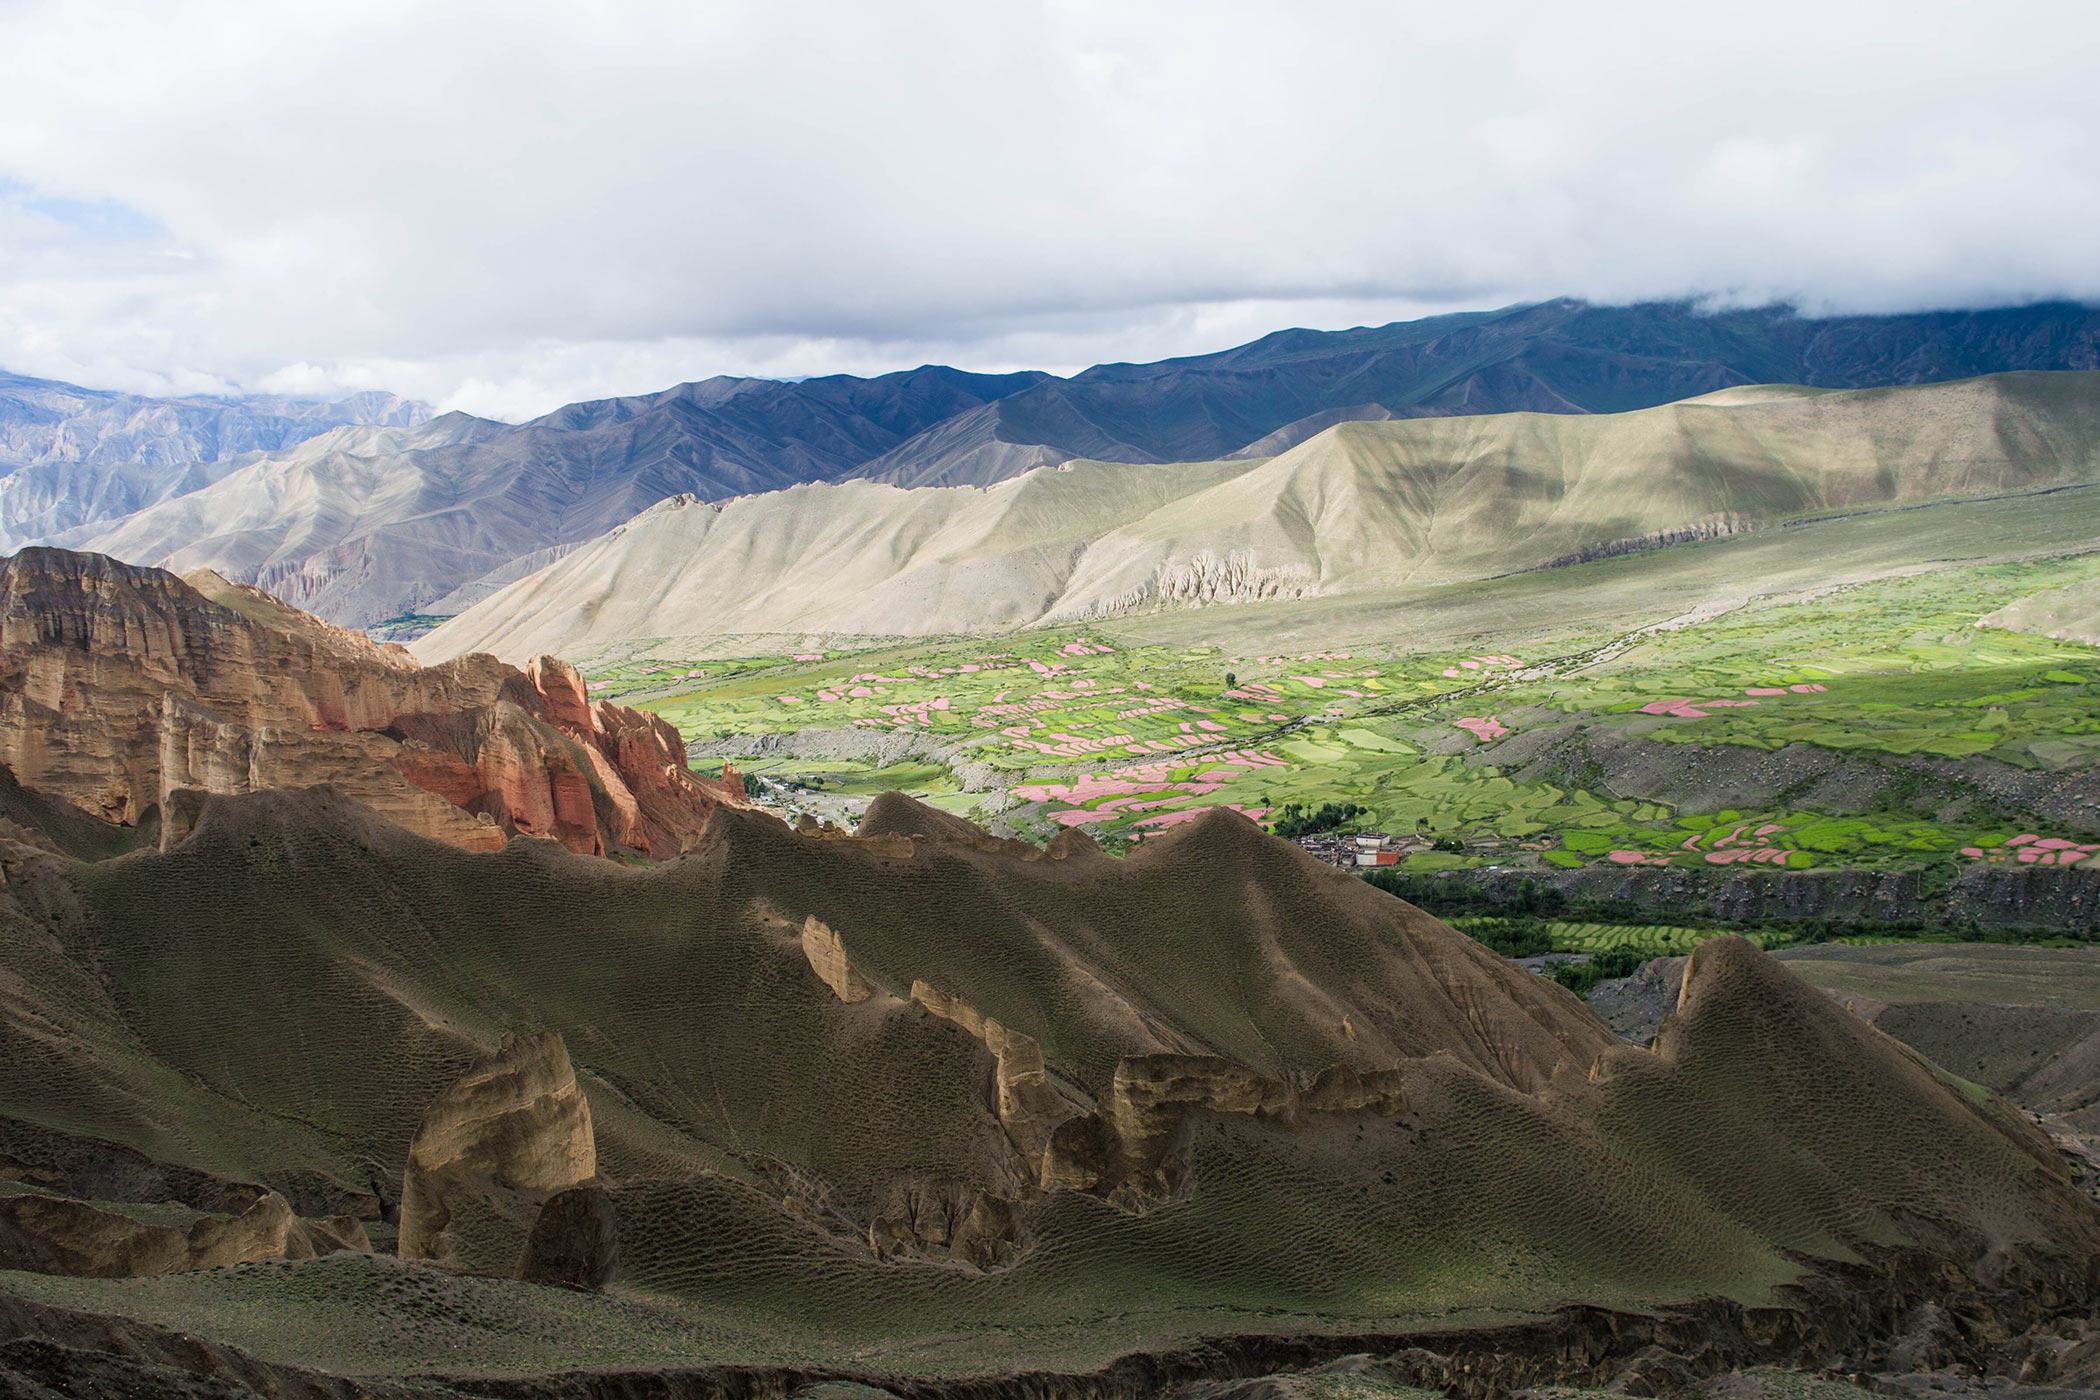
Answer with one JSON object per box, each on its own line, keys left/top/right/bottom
{"left": 0, "top": 0, "right": 2095, "bottom": 418}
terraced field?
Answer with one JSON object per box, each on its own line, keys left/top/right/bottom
{"left": 581, "top": 551, "right": 2100, "bottom": 901}
{"left": 585, "top": 633, "right": 1521, "bottom": 829}
{"left": 1448, "top": 920, "right": 1779, "bottom": 957}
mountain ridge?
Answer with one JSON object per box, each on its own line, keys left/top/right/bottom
{"left": 10, "top": 297, "right": 2099, "bottom": 627}
{"left": 416, "top": 369, "right": 2100, "bottom": 661}
{"left": 854, "top": 297, "right": 2100, "bottom": 487}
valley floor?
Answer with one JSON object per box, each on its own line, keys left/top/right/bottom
{"left": 569, "top": 492, "right": 2100, "bottom": 950}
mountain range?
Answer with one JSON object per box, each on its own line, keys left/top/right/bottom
{"left": 0, "top": 370, "right": 428, "bottom": 555}
{"left": 8, "top": 298, "right": 2100, "bottom": 627}
{"left": 416, "top": 370, "right": 2100, "bottom": 660}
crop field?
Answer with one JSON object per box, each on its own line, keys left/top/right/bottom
{"left": 586, "top": 632, "right": 1521, "bottom": 830}
{"left": 583, "top": 553, "right": 2100, "bottom": 905}
{"left": 1446, "top": 919, "right": 1782, "bottom": 956}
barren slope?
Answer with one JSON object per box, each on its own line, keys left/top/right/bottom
{"left": 0, "top": 790, "right": 2091, "bottom": 1377}
{"left": 420, "top": 372, "right": 2100, "bottom": 661}
{"left": 65, "top": 368, "right": 1041, "bottom": 626}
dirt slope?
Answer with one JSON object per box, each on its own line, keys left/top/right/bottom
{"left": 0, "top": 789, "right": 2090, "bottom": 1376}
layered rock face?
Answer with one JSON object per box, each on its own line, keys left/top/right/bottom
{"left": 0, "top": 1190, "right": 368, "bottom": 1278}
{"left": 0, "top": 547, "right": 740, "bottom": 857}
{"left": 396, "top": 1032, "right": 597, "bottom": 1275}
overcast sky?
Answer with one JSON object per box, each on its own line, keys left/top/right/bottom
{"left": 1, "top": 0, "right": 2095, "bottom": 420}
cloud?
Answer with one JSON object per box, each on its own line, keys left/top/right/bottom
{"left": 0, "top": 0, "right": 2095, "bottom": 418}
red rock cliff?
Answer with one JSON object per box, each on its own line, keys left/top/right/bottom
{"left": 0, "top": 547, "right": 741, "bottom": 857}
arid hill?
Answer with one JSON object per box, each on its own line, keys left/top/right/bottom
{"left": 417, "top": 371, "right": 2100, "bottom": 660}
{"left": 0, "top": 546, "right": 742, "bottom": 857}
{"left": 17, "top": 301, "right": 2098, "bottom": 629}
{"left": 0, "top": 785, "right": 2093, "bottom": 1389}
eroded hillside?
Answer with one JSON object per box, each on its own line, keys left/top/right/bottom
{"left": 0, "top": 787, "right": 2093, "bottom": 1385}
{"left": 0, "top": 547, "right": 743, "bottom": 857}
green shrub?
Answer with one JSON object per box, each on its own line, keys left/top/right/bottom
{"left": 1271, "top": 801, "right": 1367, "bottom": 840}
{"left": 1550, "top": 948, "right": 1651, "bottom": 996}
{"left": 1461, "top": 917, "right": 1554, "bottom": 958}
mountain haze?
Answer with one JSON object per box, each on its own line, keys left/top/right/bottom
{"left": 418, "top": 370, "right": 2100, "bottom": 660}
{"left": 0, "top": 371, "right": 431, "bottom": 553}
{"left": 0, "top": 370, "right": 427, "bottom": 473}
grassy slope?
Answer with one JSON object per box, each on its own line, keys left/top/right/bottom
{"left": 1777, "top": 944, "right": 2100, "bottom": 1124}
{"left": 1780, "top": 944, "right": 2100, "bottom": 1013}
{"left": 34, "top": 795, "right": 1609, "bottom": 1180}
{"left": 1985, "top": 576, "right": 2100, "bottom": 646}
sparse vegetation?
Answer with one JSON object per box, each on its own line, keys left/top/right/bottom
{"left": 1456, "top": 917, "right": 1554, "bottom": 958}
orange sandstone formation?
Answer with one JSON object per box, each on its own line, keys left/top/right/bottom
{"left": 0, "top": 547, "right": 740, "bottom": 857}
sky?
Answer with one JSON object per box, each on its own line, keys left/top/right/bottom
{"left": 0, "top": 0, "right": 2095, "bottom": 421}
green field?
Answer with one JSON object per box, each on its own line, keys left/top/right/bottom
{"left": 574, "top": 550, "right": 2100, "bottom": 918}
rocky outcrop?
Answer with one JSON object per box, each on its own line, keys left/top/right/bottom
{"left": 801, "top": 916, "right": 875, "bottom": 1003}
{"left": 910, "top": 981, "right": 1083, "bottom": 1165}
{"left": 518, "top": 1185, "right": 619, "bottom": 1290}
{"left": 946, "top": 1189, "right": 1023, "bottom": 1271}
{"left": 1586, "top": 954, "right": 1687, "bottom": 1043}
{"left": 1541, "top": 511, "right": 1755, "bottom": 569}
{"left": 1056, "top": 550, "right": 1317, "bottom": 624}
{"left": 396, "top": 1032, "right": 597, "bottom": 1275}
{"left": 0, "top": 1190, "right": 368, "bottom": 1277}
{"left": 0, "top": 547, "right": 743, "bottom": 857}
{"left": 160, "top": 692, "right": 504, "bottom": 851}
{"left": 1043, "top": 1055, "right": 1407, "bottom": 1208}
{"left": 905, "top": 967, "right": 1414, "bottom": 1220}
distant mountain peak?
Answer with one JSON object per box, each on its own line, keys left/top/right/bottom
{"left": 11, "top": 299, "right": 2100, "bottom": 628}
